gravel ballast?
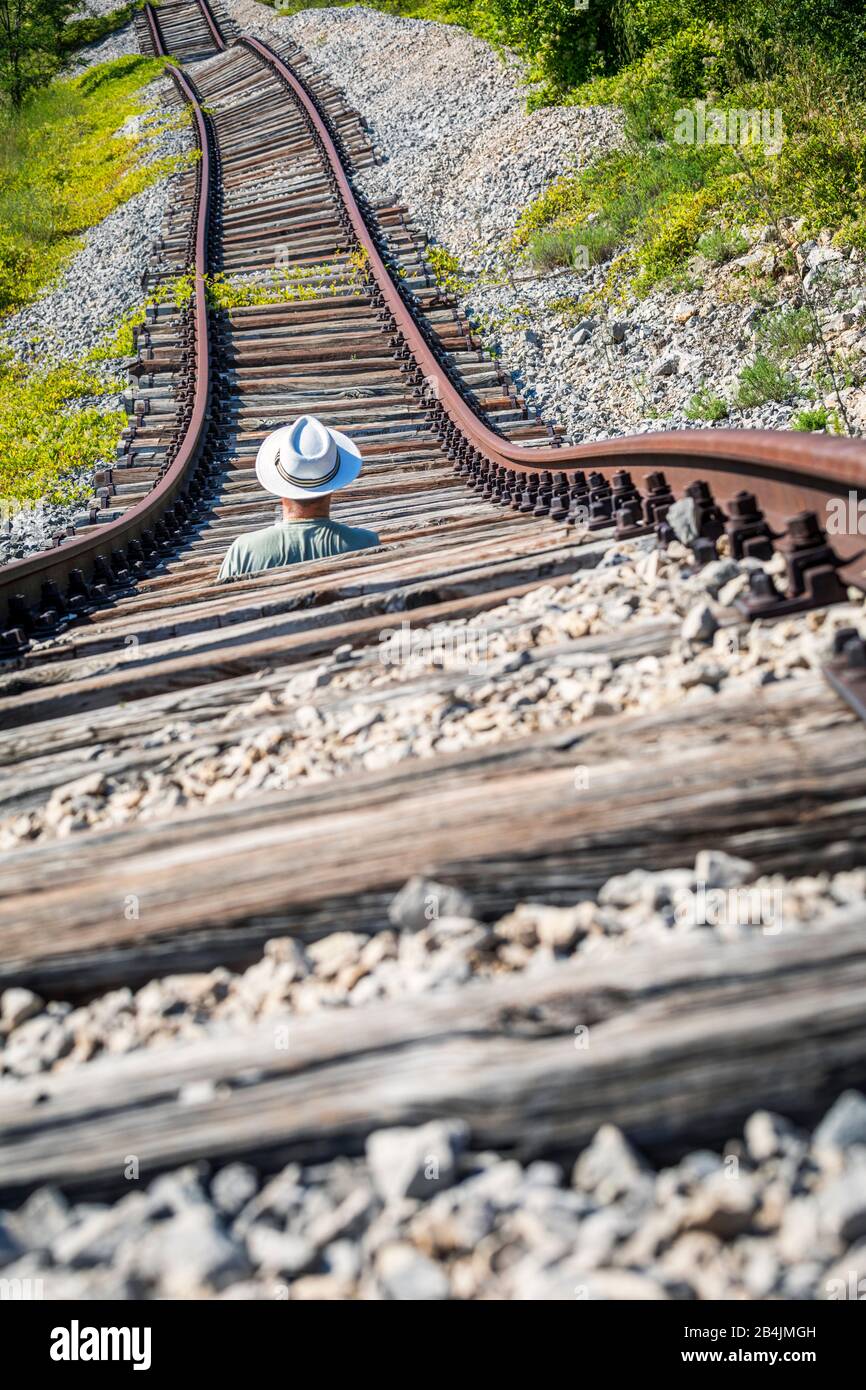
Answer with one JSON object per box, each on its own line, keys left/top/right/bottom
{"left": 3, "top": 1091, "right": 866, "bottom": 1299}
{"left": 3, "top": 535, "right": 861, "bottom": 845}
{"left": 2, "top": 854, "right": 863, "bottom": 1081}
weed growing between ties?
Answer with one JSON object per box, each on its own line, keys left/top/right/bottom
{"left": 92, "top": 251, "right": 376, "bottom": 360}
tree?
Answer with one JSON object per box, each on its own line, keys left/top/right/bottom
{"left": 0, "top": 0, "right": 79, "bottom": 108}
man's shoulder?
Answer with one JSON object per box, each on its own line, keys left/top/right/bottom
{"left": 331, "top": 522, "right": 380, "bottom": 549}
{"left": 219, "top": 525, "right": 286, "bottom": 579}
{"left": 237, "top": 523, "right": 286, "bottom": 555}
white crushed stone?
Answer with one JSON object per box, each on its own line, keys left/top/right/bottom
{"left": 2, "top": 1092, "right": 866, "bottom": 1298}
{"left": 2, "top": 854, "right": 863, "bottom": 1079}
{"left": 66, "top": 19, "right": 140, "bottom": 76}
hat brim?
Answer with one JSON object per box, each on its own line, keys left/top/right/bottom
{"left": 255, "top": 425, "right": 363, "bottom": 500}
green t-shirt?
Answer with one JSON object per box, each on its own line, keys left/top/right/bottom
{"left": 218, "top": 519, "right": 380, "bottom": 581}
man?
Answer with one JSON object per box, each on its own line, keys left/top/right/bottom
{"left": 218, "top": 415, "right": 379, "bottom": 581}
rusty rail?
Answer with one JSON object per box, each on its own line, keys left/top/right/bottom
{"left": 143, "top": 1, "right": 164, "bottom": 54}
{"left": 2, "top": 8, "right": 865, "bottom": 637}
{"left": 195, "top": 0, "right": 227, "bottom": 52}
{"left": 0, "top": 59, "right": 212, "bottom": 631}
{"left": 241, "top": 35, "right": 866, "bottom": 572}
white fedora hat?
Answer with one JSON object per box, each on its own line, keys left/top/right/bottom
{"left": 255, "top": 415, "right": 363, "bottom": 500}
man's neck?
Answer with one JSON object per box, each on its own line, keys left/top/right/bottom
{"left": 280, "top": 497, "right": 332, "bottom": 523}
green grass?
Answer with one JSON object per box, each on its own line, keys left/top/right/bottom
{"left": 757, "top": 306, "right": 819, "bottom": 356}
{"left": 526, "top": 220, "right": 620, "bottom": 271}
{"left": 734, "top": 353, "right": 796, "bottom": 408}
{"left": 0, "top": 54, "right": 188, "bottom": 318}
{"left": 685, "top": 386, "right": 729, "bottom": 421}
{"left": 58, "top": 1, "right": 146, "bottom": 59}
{"left": 697, "top": 227, "right": 749, "bottom": 265}
{"left": 513, "top": 36, "right": 866, "bottom": 304}
{"left": 791, "top": 403, "right": 842, "bottom": 431}
{"left": 0, "top": 357, "right": 124, "bottom": 509}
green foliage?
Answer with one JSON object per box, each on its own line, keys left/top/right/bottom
{"left": 526, "top": 227, "right": 579, "bottom": 271}
{"left": 0, "top": 0, "right": 77, "bottom": 107}
{"left": 791, "top": 403, "right": 842, "bottom": 431}
{"left": 0, "top": 55, "right": 187, "bottom": 318}
{"left": 0, "top": 356, "right": 124, "bottom": 508}
{"left": 514, "top": 20, "right": 866, "bottom": 299}
{"left": 685, "top": 385, "right": 728, "bottom": 421}
{"left": 206, "top": 258, "right": 369, "bottom": 308}
{"left": 425, "top": 243, "right": 468, "bottom": 294}
{"left": 758, "top": 306, "right": 819, "bottom": 357}
{"left": 734, "top": 353, "right": 796, "bottom": 407}
{"left": 697, "top": 227, "right": 748, "bottom": 265}
{"left": 58, "top": 2, "right": 145, "bottom": 60}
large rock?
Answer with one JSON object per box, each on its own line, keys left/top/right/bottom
{"left": 366, "top": 1119, "right": 469, "bottom": 1205}
{"left": 694, "top": 849, "right": 757, "bottom": 889}
{"left": 814, "top": 1091, "right": 866, "bottom": 1156}
{"left": 388, "top": 876, "right": 475, "bottom": 932}
{"left": 666, "top": 497, "right": 699, "bottom": 544}
{"left": 744, "top": 1110, "right": 804, "bottom": 1163}
{"left": 124, "top": 1207, "right": 249, "bottom": 1296}
{"left": 7, "top": 1186, "right": 71, "bottom": 1251}
{"left": 572, "top": 1125, "right": 651, "bottom": 1204}
{"left": 1, "top": 987, "right": 43, "bottom": 1030}
{"left": 51, "top": 1194, "right": 152, "bottom": 1269}
{"left": 376, "top": 1242, "right": 450, "bottom": 1300}
{"left": 245, "top": 1225, "right": 316, "bottom": 1279}
{"left": 211, "top": 1163, "right": 259, "bottom": 1219}
{"left": 681, "top": 602, "right": 719, "bottom": 644}
{"left": 681, "top": 1172, "right": 758, "bottom": 1238}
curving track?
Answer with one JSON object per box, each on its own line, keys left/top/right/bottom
{"left": 1, "top": 1, "right": 866, "bottom": 1202}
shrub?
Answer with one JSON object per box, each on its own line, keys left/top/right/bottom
{"left": 697, "top": 227, "right": 749, "bottom": 265}
{"left": 685, "top": 386, "right": 728, "bottom": 421}
{"left": 0, "top": 357, "right": 124, "bottom": 508}
{"left": 758, "top": 306, "right": 819, "bottom": 356}
{"left": 426, "top": 243, "right": 468, "bottom": 294}
{"left": 511, "top": 8, "right": 866, "bottom": 299}
{"left": 791, "top": 403, "right": 842, "bottom": 431}
{"left": 527, "top": 224, "right": 616, "bottom": 270}
{"left": 734, "top": 353, "right": 796, "bottom": 407}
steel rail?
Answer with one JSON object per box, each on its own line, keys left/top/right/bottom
{"left": 195, "top": 0, "right": 227, "bottom": 52}
{"left": 2, "top": 7, "right": 864, "bottom": 635}
{"left": 241, "top": 34, "right": 866, "bottom": 564}
{"left": 0, "top": 56, "right": 212, "bottom": 626}
{"left": 143, "top": 1, "right": 164, "bottom": 55}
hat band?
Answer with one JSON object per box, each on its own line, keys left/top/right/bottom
{"left": 275, "top": 452, "right": 341, "bottom": 489}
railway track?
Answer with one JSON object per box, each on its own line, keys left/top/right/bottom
{"left": 1, "top": 0, "right": 866, "bottom": 1245}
